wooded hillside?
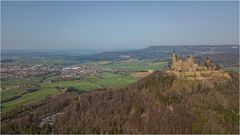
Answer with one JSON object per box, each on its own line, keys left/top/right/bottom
{"left": 1, "top": 71, "right": 239, "bottom": 134}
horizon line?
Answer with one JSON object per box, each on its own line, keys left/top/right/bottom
{"left": 2, "top": 44, "right": 239, "bottom": 51}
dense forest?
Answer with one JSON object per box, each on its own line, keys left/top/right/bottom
{"left": 1, "top": 71, "right": 239, "bottom": 134}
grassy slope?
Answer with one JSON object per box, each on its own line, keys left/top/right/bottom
{"left": 92, "top": 72, "right": 137, "bottom": 88}
{"left": 1, "top": 89, "right": 27, "bottom": 101}
{"left": 1, "top": 88, "right": 63, "bottom": 112}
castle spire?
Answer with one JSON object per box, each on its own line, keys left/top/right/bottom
{"left": 172, "top": 49, "right": 177, "bottom": 63}
{"left": 172, "top": 49, "right": 177, "bottom": 58}
{"left": 171, "top": 50, "right": 177, "bottom": 70}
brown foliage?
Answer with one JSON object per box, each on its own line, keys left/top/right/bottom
{"left": 1, "top": 71, "right": 239, "bottom": 134}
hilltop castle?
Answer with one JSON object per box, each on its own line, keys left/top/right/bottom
{"left": 167, "top": 50, "right": 231, "bottom": 80}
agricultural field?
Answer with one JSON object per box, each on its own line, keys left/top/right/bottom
{"left": 104, "top": 60, "right": 168, "bottom": 71}
{"left": 1, "top": 88, "right": 63, "bottom": 112}
{"left": 1, "top": 77, "right": 42, "bottom": 89}
{"left": 40, "top": 72, "right": 138, "bottom": 91}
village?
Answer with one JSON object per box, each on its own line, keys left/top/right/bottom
{"left": 1, "top": 64, "right": 114, "bottom": 79}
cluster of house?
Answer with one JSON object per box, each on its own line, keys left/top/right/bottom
{"left": 1, "top": 63, "right": 113, "bottom": 80}
{"left": 60, "top": 64, "right": 111, "bottom": 79}
{"left": 1, "top": 64, "right": 61, "bottom": 78}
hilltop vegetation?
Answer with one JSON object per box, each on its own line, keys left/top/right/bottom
{"left": 1, "top": 71, "right": 239, "bottom": 134}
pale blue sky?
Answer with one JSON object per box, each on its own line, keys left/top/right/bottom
{"left": 1, "top": 1, "right": 239, "bottom": 49}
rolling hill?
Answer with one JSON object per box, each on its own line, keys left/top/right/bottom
{"left": 81, "top": 45, "right": 239, "bottom": 67}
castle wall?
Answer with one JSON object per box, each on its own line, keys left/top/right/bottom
{"left": 172, "top": 59, "right": 198, "bottom": 72}
{"left": 167, "top": 70, "right": 231, "bottom": 80}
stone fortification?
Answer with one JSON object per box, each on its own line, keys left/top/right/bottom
{"left": 167, "top": 50, "right": 231, "bottom": 80}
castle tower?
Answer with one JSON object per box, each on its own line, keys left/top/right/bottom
{"left": 172, "top": 49, "right": 177, "bottom": 62}
{"left": 171, "top": 49, "right": 177, "bottom": 70}
{"left": 204, "top": 56, "right": 214, "bottom": 70}
{"left": 188, "top": 55, "right": 194, "bottom": 62}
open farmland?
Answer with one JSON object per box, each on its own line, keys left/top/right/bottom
{"left": 104, "top": 60, "right": 167, "bottom": 71}
{"left": 1, "top": 88, "right": 63, "bottom": 112}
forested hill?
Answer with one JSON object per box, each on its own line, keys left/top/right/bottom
{"left": 1, "top": 71, "right": 239, "bottom": 134}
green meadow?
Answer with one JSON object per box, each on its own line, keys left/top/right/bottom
{"left": 104, "top": 60, "right": 167, "bottom": 71}
{"left": 1, "top": 88, "right": 63, "bottom": 112}
{"left": 40, "top": 72, "right": 137, "bottom": 90}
